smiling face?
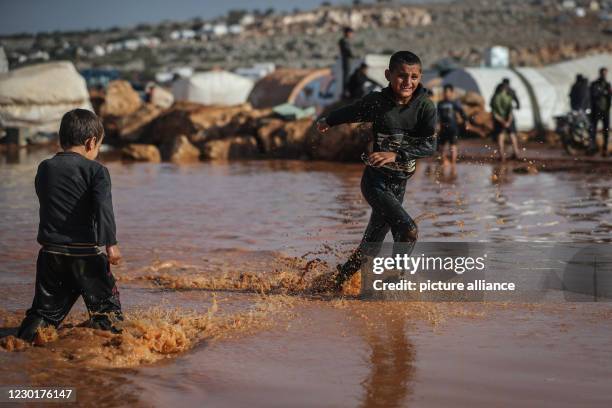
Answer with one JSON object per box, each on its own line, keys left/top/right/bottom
{"left": 385, "top": 63, "right": 422, "bottom": 103}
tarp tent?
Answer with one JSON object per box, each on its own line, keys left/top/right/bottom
{"left": 0, "top": 61, "right": 92, "bottom": 132}
{"left": 443, "top": 53, "right": 612, "bottom": 130}
{"left": 248, "top": 68, "right": 332, "bottom": 109}
{"left": 172, "top": 71, "right": 254, "bottom": 106}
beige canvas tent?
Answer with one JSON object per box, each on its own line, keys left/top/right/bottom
{"left": 0, "top": 61, "right": 92, "bottom": 132}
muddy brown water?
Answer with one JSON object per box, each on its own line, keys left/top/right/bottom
{"left": 1, "top": 147, "right": 611, "bottom": 407}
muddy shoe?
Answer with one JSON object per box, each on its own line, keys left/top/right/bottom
{"left": 334, "top": 252, "right": 363, "bottom": 291}
{"left": 333, "top": 266, "right": 353, "bottom": 291}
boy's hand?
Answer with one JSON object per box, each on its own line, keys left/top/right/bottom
{"left": 368, "top": 152, "right": 397, "bottom": 167}
{"left": 316, "top": 118, "right": 330, "bottom": 133}
{"left": 106, "top": 245, "right": 122, "bottom": 265}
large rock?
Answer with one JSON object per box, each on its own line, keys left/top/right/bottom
{"left": 461, "top": 91, "right": 485, "bottom": 109}
{"left": 466, "top": 111, "right": 494, "bottom": 138}
{"left": 304, "top": 102, "right": 370, "bottom": 161}
{"left": 100, "top": 80, "right": 142, "bottom": 117}
{"left": 161, "top": 134, "right": 201, "bottom": 163}
{"left": 149, "top": 85, "right": 174, "bottom": 109}
{"left": 117, "top": 104, "right": 162, "bottom": 142}
{"left": 201, "top": 136, "right": 260, "bottom": 160}
{"left": 121, "top": 144, "right": 161, "bottom": 162}
{"left": 256, "top": 117, "right": 313, "bottom": 158}
{"left": 145, "top": 102, "right": 265, "bottom": 145}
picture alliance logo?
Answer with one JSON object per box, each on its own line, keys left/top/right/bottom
{"left": 371, "top": 254, "right": 488, "bottom": 275}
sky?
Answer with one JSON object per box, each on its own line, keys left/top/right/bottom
{"left": 0, "top": 0, "right": 353, "bottom": 35}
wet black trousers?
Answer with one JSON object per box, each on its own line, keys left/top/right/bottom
{"left": 17, "top": 250, "right": 123, "bottom": 342}
{"left": 337, "top": 167, "right": 418, "bottom": 281}
{"left": 590, "top": 109, "right": 610, "bottom": 152}
{"left": 358, "top": 166, "right": 418, "bottom": 254}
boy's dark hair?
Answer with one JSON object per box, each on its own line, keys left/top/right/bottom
{"left": 59, "top": 109, "right": 104, "bottom": 149}
{"left": 343, "top": 26, "right": 354, "bottom": 35}
{"left": 443, "top": 84, "right": 454, "bottom": 92}
{"left": 600, "top": 67, "right": 608, "bottom": 76}
{"left": 388, "top": 51, "right": 422, "bottom": 72}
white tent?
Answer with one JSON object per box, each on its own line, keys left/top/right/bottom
{"left": 0, "top": 61, "right": 92, "bottom": 132}
{"left": 171, "top": 70, "right": 254, "bottom": 106}
{"left": 443, "top": 53, "right": 612, "bottom": 130}
{"left": 444, "top": 68, "right": 535, "bottom": 130}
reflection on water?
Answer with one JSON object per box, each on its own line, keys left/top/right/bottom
{"left": 1, "top": 147, "right": 611, "bottom": 407}
{"left": 359, "top": 309, "right": 414, "bottom": 408}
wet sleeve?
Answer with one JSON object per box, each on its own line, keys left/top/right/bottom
{"left": 92, "top": 166, "right": 117, "bottom": 246}
{"left": 325, "top": 93, "right": 379, "bottom": 126}
{"left": 395, "top": 100, "right": 437, "bottom": 162}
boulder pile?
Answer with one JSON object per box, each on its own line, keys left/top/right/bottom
{"left": 97, "top": 81, "right": 316, "bottom": 162}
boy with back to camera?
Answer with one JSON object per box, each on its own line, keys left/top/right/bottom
{"left": 17, "top": 109, "right": 123, "bottom": 342}
{"left": 437, "top": 83, "right": 467, "bottom": 166}
{"left": 317, "top": 51, "right": 437, "bottom": 290}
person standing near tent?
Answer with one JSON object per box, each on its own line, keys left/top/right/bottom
{"left": 316, "top": 51, "right": 437, "bottom": 290}
{"left": 437, "top": 84, "right": 467, "bottom": 166}
{"left": 588, "top": 67, "right": 611, "bottom": 157}
{"left": 338, "top": 27, "right": 355, "bottom": 99}
{"left": 569, "top": 74, "right": 590, "bottom": 112}
{"left": 490, "top": 81, "right": 521, "bottom": 161}
{"left": 17, "top": 109, "right": 123, "bottom": 342}
{"left": 491, "top": 78, "right": 519, "bottom": 137}
{"left": 346, "top": 63, "right": 382, "bottom": 100}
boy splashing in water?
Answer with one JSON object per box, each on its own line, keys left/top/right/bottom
{"left": 317, "top": 51, "right": 437, "bottom": 290}
{"left": 17, "top": 109, "right": 123, "bottom": 341}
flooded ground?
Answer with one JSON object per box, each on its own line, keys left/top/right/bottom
{"left": 1, "top": 147, "right": 611, "bottom": 407}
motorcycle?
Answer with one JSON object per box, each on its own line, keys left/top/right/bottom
{"left": 554, "top": 110, "right": 591, "bottom": 156}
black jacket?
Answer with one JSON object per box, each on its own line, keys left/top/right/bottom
{"left": 325, "top": 85, "right": 437, "bottom": 168}
{"left": 569, "top": 80, "right": 590, "bottom": 111}
{"left": 590, "top": 77, "right": 612, "bottom": 112}
{"left": 437, "top": 99, "right": 467, "bottom": 131}
{"left": 347, "top": 70, "right": 381, "bottom": 99}
{"left": 36, "top": 152, "right": 117, "bottom": 247}
{"left": 338, "top": 37, "right": 354, "bottom": 62}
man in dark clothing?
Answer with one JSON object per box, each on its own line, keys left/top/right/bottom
{"left": 17, "top": 109, "right": 123, "bottom": 342}
{"left": 569, "top": 74, "right": 590, "bottom": 112}
{"left": 338, "top": 27, "right": 355, "bottom": 98}
{"left": 317, "top": 51, "right": 437, "bottom": 289}
{"left": 437, "top": 84, "right": 467, "bottom": 165}
{"left": 589, "top": 67, "right": 611, "bottom": 157}
{"left": 346, "top": 63, "right": 382, "bottom": 100}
